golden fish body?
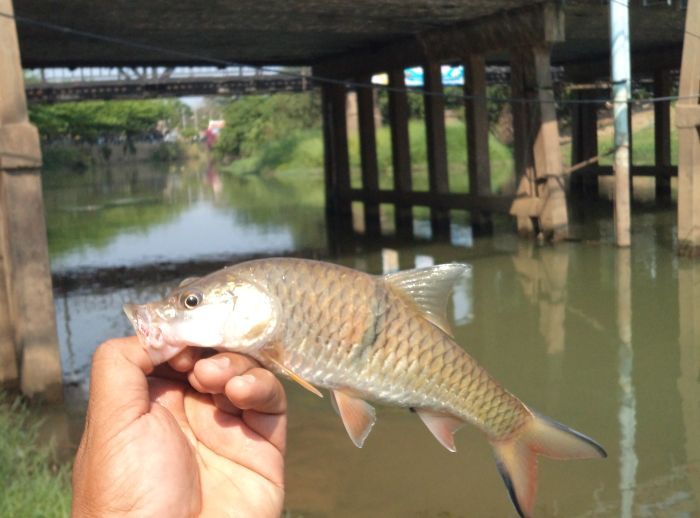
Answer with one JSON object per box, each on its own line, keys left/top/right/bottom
{"left": 242, "top": 258, "right": 528, "bottom": 440}
{"left": 124, "top": 257, "right": 605, "bottom": 517}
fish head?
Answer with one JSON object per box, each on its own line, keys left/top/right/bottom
{"left": 124, "top": 273, "right": 278, "bottom": 364}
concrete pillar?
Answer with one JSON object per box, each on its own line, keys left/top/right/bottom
{"left": 356, "top": 82, "right": 380, "bottom": 235}
{"left": 0, "top": 0, "right": 63, "bottom": 400}
{"left": 531, "top": 46, "right": 568, "bottom": 240}
{"left": 423, "top": 63, "right": 450, "bottom": 237}
{"left": 388, "top": 69, "right": 413, "bottom": 237}
{"left": 653, "top": 69, "right": 672, "bottom": 203}
{"left": 570, "top": 89, "right": 600, "bottom": 197}
{"left": 676, "top": 0, "right": 700, "bottom": 256}
{"left": 510, "top": 53, "right": 536, "bottom": 237}
{"left": 509, "top": 45, "right": 568, "bottom": 241}
{"left": 320, "top": 82, "right": 352, "bottom": 224}
{"left": 464, "top": 54, "right": 493, "bottom": 235}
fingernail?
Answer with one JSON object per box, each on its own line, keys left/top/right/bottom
{"left": 234, "top": 374, "right": 255, "bottom": 386}
{"left": 209, "top": 356, "right": 230, "bottom": 369}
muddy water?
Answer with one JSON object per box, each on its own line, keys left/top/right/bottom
{"left": 44, "top": 160, "right": 700, "bottom": 516}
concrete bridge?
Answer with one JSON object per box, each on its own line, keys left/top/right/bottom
{"left": 0, "top": 0, "right": 698, "bottom": 399}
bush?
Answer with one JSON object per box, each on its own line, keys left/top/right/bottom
{"left": 151, "top": 142, "right": 184, "bottom": 162}
{"left": 41, "top": 145, "right": 92, "bottom": 170}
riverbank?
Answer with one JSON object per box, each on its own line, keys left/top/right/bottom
{"left": 220, "top": 107, "right": 675, "bottom": 194}
{"left": 221, "top": 120, "right": 517, "bottom": 193}
{"left": 40, "top": 141, "right": 204, "bottom": 171}
{"left": 0, "top": 392, "right": 72, "bottom": 517}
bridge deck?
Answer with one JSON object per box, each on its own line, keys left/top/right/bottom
{"left": 12, "top": 0, "right": 685, "bottom": 74}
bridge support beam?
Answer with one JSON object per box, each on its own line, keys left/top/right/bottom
{"left": 654, "top": 69, "right": 672, "bottom": 203}
{"left": 356, "top": 82, "right": 380, "bottom": 236}
{"left": 388, "top": 69, "right": 413, "bottom": 238}
{"left": 316, "top": 2, "right": 566, "bottom": 243}
{"left": 321, "top": 82, "right": 352, "bottom": 231}
{"left": 677, "top": 0, "right": 700, "bottom": 256}
{"left": 0, "top": 0, "right": 62, "bottom": 400}
{"left": 570, "top": 89, "right": 601, "bottom": 198}
{"left": 423, "top": 63, "right": 451, "bottom": 238}
{"left": 464, "top": 53, "right": 493, "bottom": 235}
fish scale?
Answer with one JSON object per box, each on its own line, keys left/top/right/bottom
{"left": 242, "top": 258, "right": 529, "bottom": 440}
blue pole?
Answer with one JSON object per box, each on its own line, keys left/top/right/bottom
{"left": 610, "top": 0, "right": 631, "bottom": 246}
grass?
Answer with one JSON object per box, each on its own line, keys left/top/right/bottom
{"left": 223, "top": 120, "right": 515, "bottom": 194}
{"left": 223, "top": 110, "right": 679, "bottom": 197}
{"left": 0, "top": 392, "right": 72, "bottom": 517}
{"left": 560, "top": 109, "right": 679, "bottom": 169}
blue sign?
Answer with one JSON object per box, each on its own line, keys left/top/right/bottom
{"left": 404, "top": 66, "right": 464, "bottom": 86}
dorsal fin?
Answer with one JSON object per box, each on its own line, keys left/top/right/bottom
{"left": 383, "top": 263, "right": 470, "bottom": 337}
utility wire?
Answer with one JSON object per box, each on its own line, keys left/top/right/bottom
{"left": 1, "top": 9, "right": 698, "bottom": 107}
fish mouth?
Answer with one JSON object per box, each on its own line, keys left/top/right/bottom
{"left": 123, "top": 303, "right": 165, "bottom": 348}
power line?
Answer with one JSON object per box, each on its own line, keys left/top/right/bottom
{"left": 1, "top": 9, "right": 698, "bottom": 107}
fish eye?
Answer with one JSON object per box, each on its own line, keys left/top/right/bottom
{"left": 182, "top": 292, "right": 202, "bottom": 309}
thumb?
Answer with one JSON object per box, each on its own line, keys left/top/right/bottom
{"left": 86, "top": 337, "right": 155, "bottom": 432}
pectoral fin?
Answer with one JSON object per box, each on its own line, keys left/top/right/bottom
{"left": 415, "top": 408, "right": 465, "bottom": 452}
{"left": 331, "top": 390, "right": 377, "bottom": 448}
{"left": 261, "top": 353, "right": 323, "bottom": 398}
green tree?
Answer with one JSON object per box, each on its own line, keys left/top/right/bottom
{"left": 215, "top": 93, "right": 321, "bottom": 158}
{"left": 29, "top": 99, "right": 189, "bottom": 142}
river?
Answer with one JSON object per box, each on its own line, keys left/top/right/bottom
{"left": 43, "top": 158, "right": 700, "bottom": 517}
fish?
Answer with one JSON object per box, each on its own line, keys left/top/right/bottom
{"left": 123, "top": 257, "right": 606, "bottom": 517}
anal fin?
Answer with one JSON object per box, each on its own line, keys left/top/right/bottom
{"left": 415, "top": 408, "right": 465, "bottom": 452}
{"left": 331, "top": 390, "right": 376, "bottom": 448}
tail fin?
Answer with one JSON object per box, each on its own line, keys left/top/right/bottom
{"left": 489, "top": 412, "right": 606, "bottom": 518}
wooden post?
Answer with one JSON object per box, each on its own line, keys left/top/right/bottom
{"left": 356, "top": 82, "right": 380, "bottom": 235}
{"left": 320, "top": 82, "right": 352, "bottom": 225}
{"left": 570, "top": 89, "right": 600, "bottom": 197}
{"left": 423, "top": 63, "right": 450, "bottom": 237}
{"left": 388, "top": 69, "right": 413, "bottom": 237}
{"left": 0, "top": 0, "right": 63, "bottom": 400}
{"left": 677, "top": 0, "right": 700, "bottom": 256}
{"left": 464, "top": 53, "right": 493, "bottom": 235}
{"left": 569, "top": 90, "right": 584, "bottom": 197}
{"left": 654, "top": 69, "right": 672, "bottom": 203}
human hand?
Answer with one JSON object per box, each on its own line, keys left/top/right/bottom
{"left": 72, "top": 337, "right": 286, "bottom": 517}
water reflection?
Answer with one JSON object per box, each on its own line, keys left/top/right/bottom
{"left": 678, "top": 261, "right": 700, "bottom": 510}
{"left": 44, "top": 160, "right": 328, "bottom": 271}
{"left": 43, "top": 161, "right": 700, "bottom": 516}
{"left": 512, "top": 243, "right": 569, "bottom": 355}
{"left": 616, "top": 249, "right": 638, "bottom": 518}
